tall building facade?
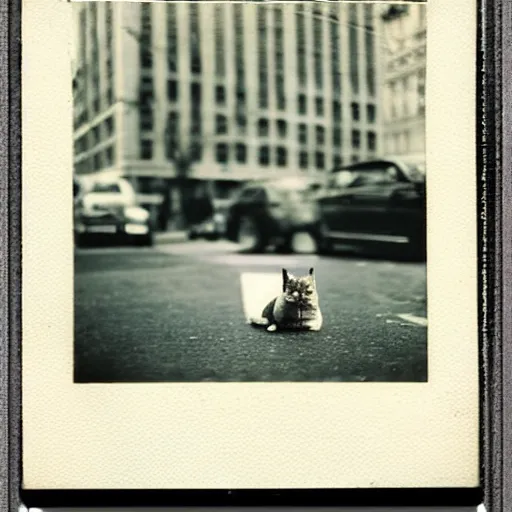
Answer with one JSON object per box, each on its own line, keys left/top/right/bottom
{"left": 380, "top": 4, "right": 427, "bottom": 156}
{"left": 72, "top": 2, "right": 384, "bottom": 210}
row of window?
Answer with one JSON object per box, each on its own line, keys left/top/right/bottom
{"left": 74, "top": 144, "right": 116, "bottom": 174}
{"left": 139, "top": 130, "right": 377, "bottom": 164}
{"left": 163, "top": 80, "right": 377, "bottom": 124}
{"left": 214, "top": 145, "right": 347, "bottom": 171}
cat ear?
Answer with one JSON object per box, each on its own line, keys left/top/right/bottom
{"left": 282, "top": 268, "right": 289, "bottom": 291}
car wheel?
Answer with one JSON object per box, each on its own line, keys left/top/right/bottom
{"left": 406, "top": 233, "right": 426, "bottom": 262}
{"left": 313, "top": 224, "right": 334, "bottom": 255}
{"left": 237, "top": 216, "right": 265, "bottom": 253}
{"left": 188, "top": 231, "right": 198, "bottom": 240}
{"left": 134, "top": 231, "right": 154, "bottom": 247}
{"left": 74, "top": 232, "right": 87, "bottom": 248}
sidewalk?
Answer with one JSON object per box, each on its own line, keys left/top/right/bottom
{"left": 154, "top": 229, "right": 189, "bottom": 245}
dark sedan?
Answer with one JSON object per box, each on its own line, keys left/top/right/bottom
{"left": 315, "top": 156, "right": 426, "bottom": 260}
{"left": 225, "top": 176, "right": 322, "bottom": 253}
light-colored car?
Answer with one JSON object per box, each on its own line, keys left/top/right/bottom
{"left": 74, "top": 177, "right": 154, "bottom": 247}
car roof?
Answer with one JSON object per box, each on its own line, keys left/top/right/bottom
{"left": 330, "top": 155, "right": 425, "bottom": 173}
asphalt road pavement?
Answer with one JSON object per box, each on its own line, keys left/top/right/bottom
{"left": 74, "top": 240, "right": 427, "bottom": 382}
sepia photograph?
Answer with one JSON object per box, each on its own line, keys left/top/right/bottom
{"left": 72, "top": 1, "right": 428, "bottom": 383}
{"left": 21, "top": 0, "right": 480, "bottom": 493}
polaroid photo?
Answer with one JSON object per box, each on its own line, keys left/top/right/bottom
{"left": 20, "top": 0, "right": 480, "bottom": 502}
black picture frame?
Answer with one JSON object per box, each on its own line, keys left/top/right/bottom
{"left": 1, "top": 0, "right": 509, "bottom": 509}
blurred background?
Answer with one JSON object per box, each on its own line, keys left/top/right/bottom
{"left": 72, "top": 1, "right": 428, "bottom": 383}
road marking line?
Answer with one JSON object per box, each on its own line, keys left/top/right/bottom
{"left": 396, "top": 313, "right": 428, "bottom": 327}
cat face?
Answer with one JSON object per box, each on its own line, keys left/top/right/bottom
{"left": 282, "top": 268, "right": 318, "bottom": 306}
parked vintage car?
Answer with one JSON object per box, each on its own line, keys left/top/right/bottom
{"left": 187, "top": 199, "right": 232, "bottom": 241}
{"left": 315, "top": 155, "right": 426, "bottom": 259}
{"left": 74, "top": 177, "right": 154, "bottom": 247}
{"left": 225, "top": 176, "right": 322, "bottom": 253}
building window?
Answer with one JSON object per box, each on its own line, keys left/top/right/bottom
{"left": 168, "top": 80, "right": 178, "bottom": 102}
{"left": 313, "top": 16, "right": 323, "bottom": 90}
{"left": 214, "top": 6, "right": 225, "bottom": 77}
{"left": 93, "top": 97, "right": 100, "bottom": 114}
{"left": 367, "top": 131, "right": 377, "bottom": 152}
{"left": 333, "top": 155, "right": 343, "bottom": 168}
{"left": 367, "top": 104, "right": 376, "bottom": 122}
{"left": 191, "top": 142, "right": 202, "bottom": 162}
{"left": 93, "top": 152, "right": 101, "bottom": 171}
{"left": 330, "top": 20, "right": 341, "bottom": 94}
{"left": 105, "top": 116, "right": 114, "bottom": 137}
{"left": 274, "top": 8, "right": 285, "bottom": 111}
{"left": 349, "top": 5, "right": 359, "bottom": 94}
{"left": 352, "top": 154, "right": 359, "bottom": 163}
{"left": 299, "top": 151, "right": 309, "bottom": 169}
{"left": 167, "top": 4, "right": 179, "bottom": 72}
{"left": 333, "top": 127, "right": 342, "bottom": 147}
{"left": 315, "top": 152, "right": 325, "bottom": 169}
{"left": 234, "top": 5, "right": 245, "bottom": 87}
{"left": 189, "top": 4, "right": 201, "bottom": 74}
{"left": 276, "top": 147, "right": 287, "bottom": 167}
{"left": 298, "top": 94, "right": 307, "bottom": 114}
{"left": 259, "top": 145, "right": 270, "bottom": 166}
{"left": 216, "top": 114, "right": 228, "bottom": 134}
{"left": 333, "top": 101, "right": 342, "bottom": 122}
{"left": 316, "top": 126, "right": 325, "bottom": 145}
{"left": 140, "top": 107, "right": 153, "bottom": 131}
{"left": 105, "top": 145, "right": 115, "bottom": 166}
{"left": 190, "top": 83, "right": 201, "bottom": 103}
{"left": 351, "top": 102, "right": 360, "bottom": 121}
{"left": 351, "top": 129, "right": 361, "bottom": 149}
{"left": 364, "top": 5, "right": 376, "bottom": 97}
{"left": 276, "top": 75, "right": 286, "bottom": 111}
{"left": 298, "top": 123, "right": 308, "bottom": 144}
{"left": 140, "top": 140, "right": 153, "bottom": 160}
{"left": 277, "top": 120, "right": 287, "bottom": 138}
{"left": 190, "top": 83, "right": 201, "bottom": 136}
{"left": 237, "top": 114, "right": 247, "bottom": 134}
{"left": 418, "top": 69, "right": 426, "bottom": 115}
{"left": 258, "top": 118, "right": 269, "bottom": 137}
{"left": 296, "top": 7, "right": 307, "bottom": 86}
{"left": 166, "top": 111, "right": 179, "bottom": 159}
{"left": 236, "top": 143, "right": 247, "bottom": 163}
{"left": 315, "top": 97, "right": 324, "bottom": 116}
{"left": 258, "top": 7, "right": 268, "bottom": 109}
{"left": 140, "top": 4, "right": 153, "bottom": 69}
{"left": 216, "top": 143, "right": 229, "bottom": 163}
{"left": 139, "top": 76, "right": 153, "bottom": 107}
{"left": 215, "top": 85, "right": 226, "bottom": 105}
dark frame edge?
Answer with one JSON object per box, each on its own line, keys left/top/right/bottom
{"left": 7, "top": 0, "right": 22, "bottom": 511}
{"left": 19, "top": 487, "right": 483, "bottom": 509}
{"left": 480, "top": 0, "right": 510, "bottom": 511}
{"left": 1, "top": 0, "right": 506, "bottom": 510}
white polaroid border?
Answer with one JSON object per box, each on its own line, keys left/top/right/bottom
{"left": 21, "top": 0, "right": 478, "bottom": 490}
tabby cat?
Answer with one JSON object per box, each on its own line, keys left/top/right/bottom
{"left": 249, "top": 268, "right": 323, "bottom": 332}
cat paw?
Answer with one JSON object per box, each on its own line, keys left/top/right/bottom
{"left": 266, "top": 324, "right": 278, "bottom": 332}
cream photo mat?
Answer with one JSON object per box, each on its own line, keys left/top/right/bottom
{"left": 21, "top": 0, "right": 479, "bottom": 490}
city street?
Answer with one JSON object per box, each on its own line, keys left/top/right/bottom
{"left": 74, "top": 240, "right": 427, "bottom": 383}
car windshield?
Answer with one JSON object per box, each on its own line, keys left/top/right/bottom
{"left": 90, "top": 182, "right": 122, "bottom": 194}
{"left": 402, "top": 161, "right": 426, "bottom": 182}
{"left": 267, "top": 179, "right": 321, "bottom": 202}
